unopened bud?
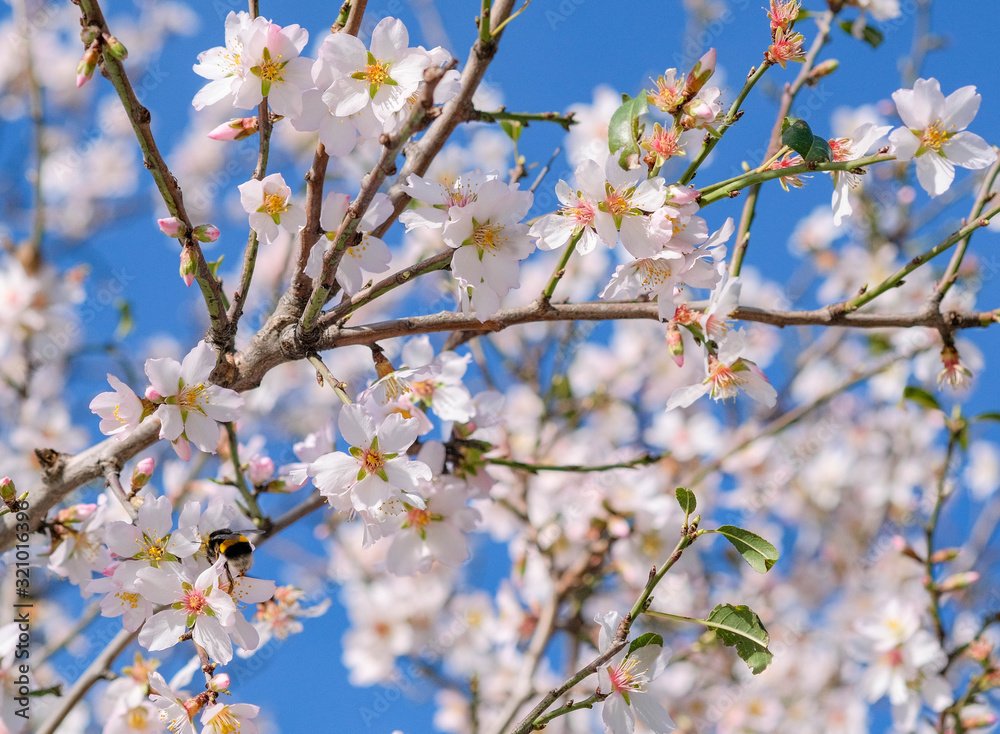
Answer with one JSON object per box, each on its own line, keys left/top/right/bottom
{"left": 807, "top": 58, "right": 839, "bottom": 84}
{"left": 158, "top": 217, "right": 184, "bottom": 238}
{"left": 76, "top": 43, "right": 100, "bottom": 88}
{"left": 928, "top": 547, "right": 960, "bottom": 564}
{"left": 207, "top": 117, "right": 260, "bottom": 141}
{"left": 0, "top": 476, "right": 15, "bottom": 503}
{"left": 892, "top": 535, "right": 923, "bottom": 561}
{"left": 179, "top": 246, "right": 197, "bottom": 288}
{"left": 937, "top": 571, "right": 980, "bottom": 593}
{"left": 145, "top": 386, "right": 162, "bottom": 402}
{"left": 131, "top": 457, "right": 156, "bottom": 491}
{"left": 683, "top": 48, "right": 716, "bottom": 99}
{"left": 103, "top": 34, "right": 128, "bottom": 60}
{"left": 666, "top": 323, "right": 684, "bottom": 368}
{"left": 193, "top": 224, "right": 220, "bottom": 243}
{"left": 961, "top": 712, "right": 998, "bottom": 729}
{"left": 80, "top": 25, "right": 101, "bottom": 45}
{"left": 247, "top": 456, "right": 275, "bottom": 486}
{"left": 209, "top": 673, "right": 231, "bottom": 692}
{"left": 966, "top": 638, "right": 993, "bottom": 662}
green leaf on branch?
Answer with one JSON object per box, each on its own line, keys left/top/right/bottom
{"left": 608, "top": 93, "right": 648, "bottom": 170}
{"left": 675, "top": 487, "right": 697, "bottom": 516}
{"left": 627, "top": 632, "right": 664, "bottom": 657}
{"left": 114, "top": 299, "right": 133, "bottom": 339}
{"left": 780, "top": 118, "right": 831, "bottom": 162}
{"left": 500, "top": 119, "right": 522, "bottom": 142}
{"left": 973, "top": 412, "right": 1000, "bottom": 424}
{"left": 903, "top": 385, "right": 942, "bottom": 413}
{"left": 804, "top": 135, "right": 832, "bottom": 163}
{"left": 711, "top": 525, "right": 779, "bottom": 573}
{"left": 706, "top": 604, "right": 773, "bottom": 674}
{"left": 838, "top": 19, "right": 884, "bottom": 48}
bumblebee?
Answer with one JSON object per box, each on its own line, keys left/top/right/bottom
{"left": 207, "top": 529, "right": 254, "bottom": 587}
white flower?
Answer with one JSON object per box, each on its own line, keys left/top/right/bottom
{"left": 234, "top": 21, "right": 313, "bottom": 117}
{"left": 575, "top": 158, "right": 667, "bottom": 254}
{"left": 86, "top": 562, "right": 154, "bottom": 632}
{"left": 90, "top": 373, "right": 144, "bottom": 440}
{"left": 666, "top": 329, "right": 777, "bottom": 410}
{"left": 829, "top": 122, "right": 893, "bottom": 225}
{"left": 305, "top": 192, "right": 393, "bottom": 294}
{"left": 104, "top": 495, "right": 202, "bottom": 568}
{"left": 137, "top": 561, "right": 238, "bottom": 663}
{"left": 145, "top": 341, "right": 244, "bottom": 455}
{"left": 306, "top": 404, "right": 431, "bottom": 546}
{"left": 399, "top": 170, "right": 497, "bottom": 232}
{"left": 595, "top": 611, "right": 675, "bottom": 734}
{"left": 528, "top": 169, "right": 602, "bottom": 255}
{"left": 192, "top": 11, "right": 255, "bottom": 110}
{"left": 239, "top": 173, "right": 306, "bottom": 245}
{"left": 889, "top": 78, "right": 996, "bottom": 197}
{"left": 600, "top": 252, "right": 687, "bottom": 320}
{"left": 442, "top": 178, "right": 534, "bottom": 320}
{"left": 148, "top": 671, "right": 197, "bottom": 734}
{"left": 201, "top": 702, "right": 261, "bottom": 734}
{"left": 316, "top": 17, "right": 431, "bottom": 123}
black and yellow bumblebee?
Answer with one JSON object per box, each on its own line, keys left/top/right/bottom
{"left": 207, "top": 529, "right": 255, "bottom": 588}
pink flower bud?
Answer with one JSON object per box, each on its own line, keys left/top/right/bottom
{"left": 76, "top": 44, "right": 100, "bottom": 88}
{"left": 209, "top": 673, "right": 231, "bottom": 692}
{"left": 683, "top": 48, "right": 716, "bottom": 99}
{"left": 131, "top": 457, "right": 156, "bottom": 491}
{"left": 145, "top": 386, "right": 161, "bottom": 401}
{"left": 247, "top": 456, "right": 275, "bottom": 486}
{"left": 207, "top": 117, "right": 259, "bottom": 142}
{"left": 193, "top": 224, "right": 220, "bottom": 243}
{"left": 157, "top": 217, "right": 184, "bottom": 238}
{"left": 928, "top": 547, "right": 960, "bottom": 564}
{"left": 666, "top": 324, "right": 684, "bottom": 368}
{"left": 0, "top": 476, "right": 15, "bottom": 503}
{"left": 179, "top": 246, "right": 197, "bottom": 287}
{"left": 938, "top": 571, "right": 980, "bottom": 593}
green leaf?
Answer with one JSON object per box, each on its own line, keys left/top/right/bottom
{"left": 500, "top": 119, "right": 522, "bottom": 142}
{"left": 804, "top": 135, "right": 832, "bottom": 163}
{"left": 114, "top": 299, "right": 133, "bottom": 339}
{"left": 675, "top": 487, "right": 697, "bottom": 515}
{"left": 903, "top": 385, "right": 942, "bottom": 412}
{"left": 608, "top": 94, "right": 648, "bottom": 169}
{"left": 781, "top": 118, "right": 814, "bottom": 158}
{"left": 627, "top": 632, "right": 664, "bottom": 657}
{"left": 706, "top": 604, "right": 773, "bottom": 674}
{"left": 206, "top": 256, "right": 225, "bottom": 278}
{"left": 838, "top": 19, "right": 884, "bottom": 48}
{"left": 974, "top": 412, "right": 1000, "bottom": 423}
{"left": 711, "top": 525, "right": 779, "bottom": 573}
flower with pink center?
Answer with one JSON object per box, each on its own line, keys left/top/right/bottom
{"left": 938, "top": 344, "right": 972, "bottom": 390}
{"left": 768, "top": 0, "right": 801, "bottom": 32}
{"left": 888, "top": 78, "right": 996, "bottom": 197}
{"left": 144, "top": 341, "right": 244, "bottom": 455}
{"left": 770, "top": 152, "right": 805, "bottom": 191}
{"left": 529, "top": 176, "right": 601, "bottom": 255}
{"left": 137, "top": 560, "right": 238, "bottom": 663}
{"left": 647, "top": 69, "right": 685, "bottom": 115}
{"left": 666, "top": 329, "right": 777, "bottom": 410}
{"left": 641, "top": 124, "right": 685, "bottom": 168}
{"left": 595, "top": 611, "right": 675, "bottom": 734}
{"left": 235, "top": 21, "right": 313, "bottom": 118}
{"left": 829, "top": 122, "right": 893, "bottom": 225}
{"left": 576, "top": 158, "right": 667, "bottom": 254}
{"left": 399, "top": 170, "right": 497, "bottom": 232}
{"left": 766, "top": 28, "right": 805, "bottom": 68}
{"left": 600, "top": 252, "right": 688, "bottom": 320}
{"left": 305, "top": 404, "right": 431, "bottom": 546}
{"left": 90, "top": 373, "right": 145, "bottom": 441}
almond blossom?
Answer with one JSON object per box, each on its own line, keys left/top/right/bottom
{"left": 239, "top": 173, "right": 306, "bottom": 245}
{"left": 201, "top": 702, "right": 261, "bottom": 734}
{"left": 191, "top": 11, "right": 255, "bottom": 110}
{"left": 666, "top": 329, "right": 777, "bottom": 409}
{"left": 137, "top": 560, "right": 238, "bottom": 663}
{"left": 528, "top": 175, "right": 601, "bottom": 254}
{"left": 305, "top": 191, "right": 393, "bottom": 294}
{"left": 145, "top": 341, "right": 244, "bottom": 455}
{"left": 305, "top": 404, "right": 431, "bottom": 546}
{"left": 828, "top": 122, "right": 893, "bottom": 225}
{"left": 888, "top": 78, "right": 996, "bottom": 197}
{"left": 234, "top": 20, "right": 312, "bottom": 117}
{"left": 575, "top": 158, "right": 667, "bottom": 254}
{"left": 315, "top": 17, "right": 431, "bottom": 124}
{"left": 89, "top": 373, "right": 145, "bottom": 440}
{"left": 595, "top": 611, "right": 675, "bottom": 734}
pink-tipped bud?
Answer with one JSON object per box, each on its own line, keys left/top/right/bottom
{"left": 0, "top": 476, "right": 15, "bottom": 503}
{"left": 157, "top": 217, "right": 184, "bottom": 238}
{"left": 247, "top": 456, "right": 275, "bottom": 486}
{"left": 102, "top": 34, "right": 128, "bottom": 60}
{"left": 209, "top": 673, "right": 231, "bottom": 692}
{"left": 145, "top": 386, "right": 161, "bottom": 402}
{"left": 666, "top": 323, "right": 684, "bottom": 368}
{"left": 179, "top": 246, "right": 197, "bottom": 288}
{"left": 937, "top": 571, "right": 980, "bottom": 593}
{"left": 131, "top": 457, "right": 156, "bottom": 491}
{"left": 193, "top": 224, "right": 220, "bottom": 243}
{"left": 961, "top": 712, "right": 998, "bottom": 729}
{"left": 665, "top": 185, "right": 700, "bottom": 206}
{"left": 967, "top": 638, "right": 993, "bottom": 662}
{"left": 76, "top": 43, "right": 100, "bottom": 88}
{"left": 207, "top": 117, "right": 259, "bottom": 142}
{"left": 683, "top": 48, "right": 716, "bottom": 99}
